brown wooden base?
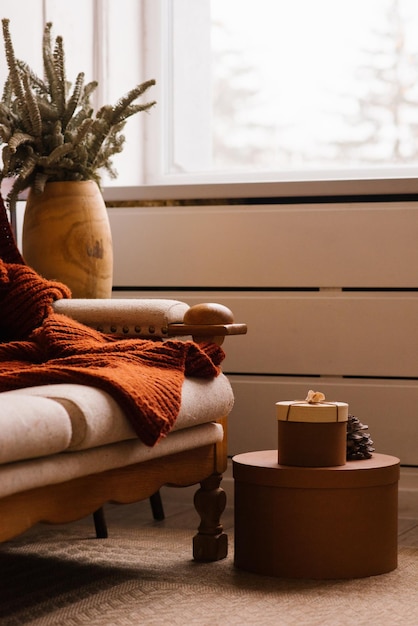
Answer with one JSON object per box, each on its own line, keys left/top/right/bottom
{"left": 233, "top": 450, "right": 400, "bottom": 579}
{"left": 0, "top": 444, "right": 228, "bottom": 562}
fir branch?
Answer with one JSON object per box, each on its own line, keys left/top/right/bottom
{"left": 112, "top": 79, "right": 156, "bottom": 123}
{"left": 0, "top": 20, "right": 156, "bottom": 206}
{"left": 22, "top": 73, "right": 42, "bottom": 137}
{"left": 6, "top": 146, "right": 37, "bottom": 211}
{"left": 1, "top": 75, "right": 12, "bottom": 105}
{"left": 68, "top": 117, "right": 94, "bottom": 146}
{"left": 102, "top": 160, "right": 118, "bottom": 179}
{"left": 42, "top": 22, "right": 54, "bottom": 85}
{"left": 115, "top": 101, "right": 157, "bottom": 124}
{"left": 38, "top": 142, "right": 74, "bottom": 166}
{"left": 62, "top": 72, "right": 85, "bottom": 129}
{"left": 68, "top": 103, "right": 93, "bottom": 125}
{"left": 8, "top": 131, "right": 34, "bottom": 152}
{"left": 15, "top": 145, "right": 36, "bottom": 180}
{"left": 33, "top": 171, "right": 48, "bottom": 194}
{"left": 1, "top": 19, "right": 31, "bottom": 132}
{"left": 87, "top": 114, "right": 113, "bottom": 164}
{"left": 37, "top": 99, "right": 60, "bottom": 121}
{"left": 16, "top": 59, "right": 48, "bottom": 95}
{"left": 81, "top": 80, "right": 98, "bottom": 104}
{"left": 53, "top": 35, "right": 66, "bottom": 115}
{"left": 0, "top": 124, "right": 11, "bottom": 142}
{"left": 42, "top": 22, "right": 61, "bottom": 115}
{"left": 94, "top": 131, "right": 125, "bottom": 172}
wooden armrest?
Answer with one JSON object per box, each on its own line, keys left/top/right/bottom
{"left": 168, "top": 323, "right": 247, "bottom": 337}
{"left": 168, "top": 303, "right": 247, "bottom": 345}
{"left": 53, "top": 299, "right": 246, "bottom": 344}
{"left": 53, "top": 298, "right": 189, "bottom": 337}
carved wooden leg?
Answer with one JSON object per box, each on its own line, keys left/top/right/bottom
{"left": 193, "top": 474, "right": 227, "bottom": 561}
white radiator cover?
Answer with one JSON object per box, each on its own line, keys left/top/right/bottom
{"left": 108, "top": 200, "right": 418, "bottom": 464}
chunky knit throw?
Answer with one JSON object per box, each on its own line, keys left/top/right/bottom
{"left": 0, "top": 197, "right": 224, "bottom": 446}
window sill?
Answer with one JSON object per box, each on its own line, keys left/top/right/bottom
{"left": 103, "top": 175, "right": 418, "bottom": 203}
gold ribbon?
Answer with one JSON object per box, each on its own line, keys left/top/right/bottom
{"left": 284, "top": 392, "right": 346, "bottom": 422}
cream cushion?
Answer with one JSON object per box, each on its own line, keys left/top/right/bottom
{"left": 0, "top": 394, "right": 72, "bottom": 463}
{"left": 3, "top": 374, "right": 233, "bottom": 452}
{"left": 0, "top": 422, "right": 223, "bottom": 499}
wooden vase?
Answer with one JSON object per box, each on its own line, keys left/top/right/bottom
{"left": 22, "top": 180, "right": 113, "bottom": 298}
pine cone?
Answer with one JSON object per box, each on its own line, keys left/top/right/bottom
{"left": 346, "top": 414, "right": 375, "bottom": 460}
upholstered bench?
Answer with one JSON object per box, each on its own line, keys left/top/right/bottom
{"left": 0, "top": 299, "right": 246, "bottom": 562}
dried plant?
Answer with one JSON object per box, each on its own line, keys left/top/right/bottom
{"left": 0, "top": 19, "right": 156, "bottom": 212}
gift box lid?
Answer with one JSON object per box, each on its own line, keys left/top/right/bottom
{"left": 233, "top": 451, "right": 399, "bottom": 489}
{"left": 276, "top": 394, "right": 348, "bottom": 424}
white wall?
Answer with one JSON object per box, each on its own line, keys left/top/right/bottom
{"left": 108, "top": 198, "right": 418, "bottom": 464}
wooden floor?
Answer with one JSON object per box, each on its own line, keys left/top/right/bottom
{"left": 104, "top": 460, "right": 418, "bottom": 549}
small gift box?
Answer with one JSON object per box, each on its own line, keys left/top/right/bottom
{"left": 276, "top": 391, "right": 348, "bottom": 467}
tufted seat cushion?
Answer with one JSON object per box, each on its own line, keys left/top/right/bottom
{"left": 0, "top": 394, "right": 72, "bottom": 463}
{"left": 3, "top": 374, "right": 234, "bottom": 453}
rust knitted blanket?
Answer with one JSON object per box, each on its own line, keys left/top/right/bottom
{"left": 0, "top": 201, "right": 224, "bottom": 446}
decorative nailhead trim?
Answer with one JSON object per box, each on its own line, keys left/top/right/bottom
{"left": 91, "top": 324, "right": 167, "bottom": 336}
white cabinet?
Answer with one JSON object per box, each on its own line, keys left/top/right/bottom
{"left": 109, "top": 199, "right": 418, "bottom": 464}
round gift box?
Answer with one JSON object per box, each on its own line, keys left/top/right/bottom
{"left": 233, "top": 451, "right": 399, "bottom": 579}
{"left": 276, "top": 400, "right": 348, "bottom": 467}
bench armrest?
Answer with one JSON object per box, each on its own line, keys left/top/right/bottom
{"left": 53, "top": 299, "right": 247, "bottom": 344}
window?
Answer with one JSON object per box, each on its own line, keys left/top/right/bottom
{"left": 144, "top": 0, "right": 418, "bottom": 188}
{"left": 2, "top": 0, "right": 418, "bottom": 193}
{"left": 0, "top": 0, "right": 146, "bottom": 187}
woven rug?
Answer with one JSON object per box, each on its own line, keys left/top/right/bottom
{"left": 1, "top": 506, "right": 418, "bottom": 626}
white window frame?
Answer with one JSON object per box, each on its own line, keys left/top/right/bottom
{"left": 2, "top": 0, "right": 418, "bottom": 202}
{"left": 101, "top": 0, "right": 418, "bottom": 202}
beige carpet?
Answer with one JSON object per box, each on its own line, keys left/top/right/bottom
{"left": 1, "top": 511, "right": 418, "bottom": 626}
